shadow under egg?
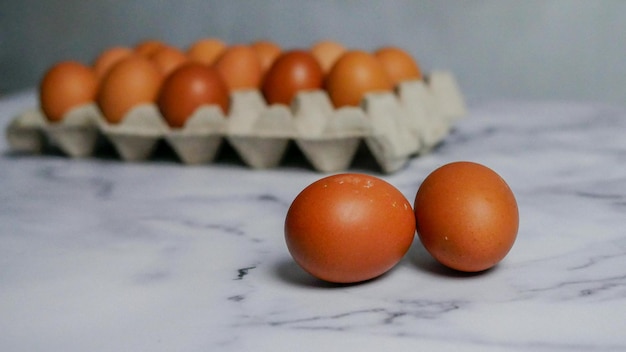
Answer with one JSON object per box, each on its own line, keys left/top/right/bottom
{"left": 407, "top": 237, "right": 495, "bottom": 278}
{"left": 273, "top": 256, "right": 384, "bottom": 289}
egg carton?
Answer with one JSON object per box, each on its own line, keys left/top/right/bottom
{"left": 5, "top": 71, "right": 465, "bottom": 173}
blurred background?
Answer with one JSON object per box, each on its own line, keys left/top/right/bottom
{"left": 1, "top": 0, "right": 624, "bottom": 105}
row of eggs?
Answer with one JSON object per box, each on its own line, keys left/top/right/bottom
{"left": 40, "top": 38, "right": 424, "bottom": 129}
{"left": 10, "top": 72, "right": 464, "bottom": 173}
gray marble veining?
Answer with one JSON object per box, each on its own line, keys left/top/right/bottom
{"left": 1, "top": 91, "right": 625, "bottom": 351}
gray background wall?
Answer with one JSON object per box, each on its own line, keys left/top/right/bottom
{"left": 1, "top": 0, "right": 624, "bottom": 105}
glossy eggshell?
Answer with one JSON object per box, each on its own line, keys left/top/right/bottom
{"left": 325, "top": 50, "right": 393, "bottom": 108}
{"left": 157, "top": 63, "right": 229, "bottom": 128}
{"left": 39, "top": 61, "right": 98, "bottom": 122}
{"left": 261, "top": 50, "right": 323, "bottom": 105}
{"left": 285, "top": 173, "right": 416, "bottom": 284}
{"left": 97, "top": 55, "right": 163, "bottom": 124}
{"left": 414, "top": 162, "right": 519, "bottom": 272}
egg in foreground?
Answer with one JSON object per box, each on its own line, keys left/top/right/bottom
{"left": 414, "top": 161, "right": 519, "bottom": 272}
{"left": 285, "top": 173, "right": 416, "bottom": 284}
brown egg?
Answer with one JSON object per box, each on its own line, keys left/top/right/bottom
{"left": 134, "top": 39, "right": 166, "bottom": 57}
{"left": 261, "top": 50, "right": 323, "bottom": 105}
{"left": 39, "top": 61, "right": 98, "bottom": 122}
{"left": 251, "top": 40, "right": 282, "bottom": 75}
{"left": 375, "top": 46, "right": 422, "bottom": 85}
{"left": 213, "top": 45, "right": 263, "bottom": 91}
{"left": 325, "top": 50, "right": 393, "bottom": 108}
{"left": 285, "top": 173, "right": 416, "bottom": 284}
{"left": 414, "top": 162, "right": 519, "bottom": 272}
{"left": 92, "top": 46, "right": 133, "bottom": 80}
{"left": 149, "top": 45, "right": 189, "bottom": 76}
{"left": 187, "top": 38, "right": 226, "bottom": 66}
{"left": 157, "top": 63, "right": 230, "bottom": 128}
{"left": 311, "top": 40, "right": 346, "bottom": 74}
{"left": 97, "top": 55, "right": 163, "bottom": 124}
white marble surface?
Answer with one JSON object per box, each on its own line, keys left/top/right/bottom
{"left": 1, "top": 90, "right": 625, "bottom": 351}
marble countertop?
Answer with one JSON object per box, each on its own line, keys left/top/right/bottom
{"left": 1, "top": 90, "right": 625, "bottom": 351}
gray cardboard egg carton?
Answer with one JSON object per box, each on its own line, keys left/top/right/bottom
{"left": 6, "top": 71, "right": 465, "bottom": 173}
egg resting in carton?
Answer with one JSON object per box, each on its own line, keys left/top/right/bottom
{"left": 5, "top": 71, "right": 465, "bottom": 173}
